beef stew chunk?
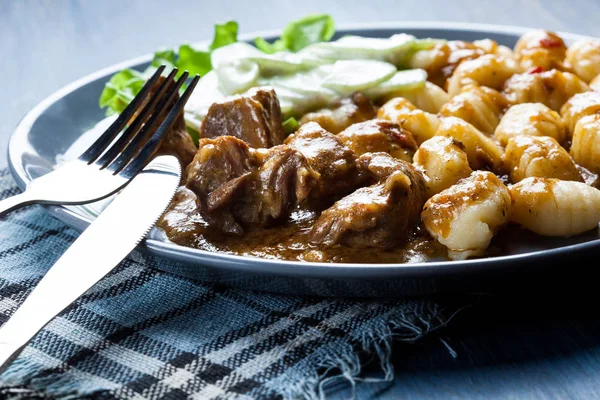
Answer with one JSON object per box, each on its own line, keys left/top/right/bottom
{"left": 284, "top": 122, "right": 361, "bottom": 201}
{"left": 337, "top": 119, "right": 418, "bottom": 162}
{"left": 145, "top": 76, "right": 196, "bottom": 169}
{"left": 199, "top": 88, "right": 285, "bottom": 148}
{"left": 186, "top": 136, "right": 319, "bottom": 235}
{"left": 309, "top": 153, "right": 427, "bottom": 248}
{"left": 158, "top": 111, "right": 198, "bottom": 170}
{"left": 241, "top": 145, "right": 319, "bottom": 226}
{"left": 186, "top": 136, "right": 255, "bottom": 235}
{"left": 298, "top": 92, "right": 377, "bottom": 134}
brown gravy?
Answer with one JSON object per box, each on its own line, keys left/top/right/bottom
{"left": 157, "top": 187, "right": 447, "bottom": 263}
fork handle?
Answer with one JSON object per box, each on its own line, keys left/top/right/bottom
{"left": 0, "top": 192, "right": 36, "bottom": 218}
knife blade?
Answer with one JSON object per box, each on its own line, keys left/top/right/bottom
{"left": 0, "top": 155, "right": 181, "bottom": 373}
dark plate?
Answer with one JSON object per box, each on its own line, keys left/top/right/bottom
{"left": 8, "top": 22, "right": 600, "bottom": 297}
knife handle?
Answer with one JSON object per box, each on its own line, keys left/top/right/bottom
{"left": 0, "top": 156, "right": 180, "bottom": 374}
{"left": 0, "top": 244, "right": 109, "bottom": 374}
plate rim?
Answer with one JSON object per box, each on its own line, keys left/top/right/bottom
{"left": 7, "top": 21, "right": 600, "bottom": 279}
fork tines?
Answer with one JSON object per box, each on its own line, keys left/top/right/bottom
{"left": 81, "top": 65, "right": 200, "bottom": 177}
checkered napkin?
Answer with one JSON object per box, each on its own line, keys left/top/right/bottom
{"left": 0, "top": 169, "right": 463, "bottom": 399}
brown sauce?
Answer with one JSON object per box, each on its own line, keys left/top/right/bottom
{"left": 157, "top": 187, "right": 447, "bottom": 263}
{"left": 157, "top": 186, "right": 600, "bottom": 263}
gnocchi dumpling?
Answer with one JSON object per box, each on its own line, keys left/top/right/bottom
{"left": 503, "top": 135, "right": 582, "bottom": 182}
{"left": 409, "top": 39, "right": 513, "bottom": 88}
{"left": 439, "top": 84, "right": 508, "bottom": 135}
{"left": 377, "top": 97, "right": 441, "bottom": 145}
{"left": 560, "top": 91, "right": 600, "bottom": 134}
{"left": 503, "top": 69, "right": 589, "bottom": 111}
{"left": 435, "top": 116, "right": 504, "bottom": 171}
{"left": 571, "top": 114, "right": 600, "bottom": 174}
{"left": 509, "top": 177, "right": 600, "bottom": 236}
{"left": 380, "top": 81, "right": 450, "bottom": 113}
{"left": 473, "top": 39, "right": 515, "bottom": 59}
{"left": 337, "top": 119, "right": 417, "bottom": 162}
{"left": 566, "top": 39, "right": 600, "bottom": 83}
{"left": 494, "top": 103, "right": 567, "bottom": 146}
{"left": 422, "top": 171, "right": 511, "bottom": 260}
{"left": 408, "top": 42, "right": 451, "bottom": 86}
{"left": 413, "top": 136, "right": 473, "bottom": 198}
{"left": 447, "top": 54, "right": 520, "bottom": 97}
{"left": 589, "top": 74, "right": 600, "bottom": 92}
{"left": 514, "top": 30, "right": 567, "bottom": 71}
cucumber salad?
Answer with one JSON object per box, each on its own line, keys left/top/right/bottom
{"left": 99, "top": 14, "right": 441, "bottom": 135}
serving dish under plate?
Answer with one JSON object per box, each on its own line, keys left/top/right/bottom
{"left": 8, "top": 22, "right": 600, "bottom": 297}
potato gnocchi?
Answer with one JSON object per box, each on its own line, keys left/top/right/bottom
{"left": 447, "top": 54, "right": 520, "bottom": 97}
{"left": 434, "top": 116, "right": 504, "bottom": 171}
{"left": 571, "top": 114, "right": 600, "bottom": 174}
{"left": 439, "top": 84, "right": 508, "bottom": 135}
{"left": 413, "top": 136, "right": 472, "bottom": 198}
{"left": 422, "top": 171, "right": 511, "bottom": 260}
{"left": 494, "top": 103, "right": 567, "bottom": 145}
{"left": 509, "top": 178, "right": 600, "bottom": 236}
{"left": 502, "top": 135, "right": 582, "bottom": 183}
{"left": 566, "top": 39, "right": 600, "bottom": 83}
{"left": 560, "top": 91, "right": 600, "bottom": 134}
{"left": 503, "top": 69, "right": 589, "bottom": 111}
{"left": 377, "top": 97, "right": 441, "bottom": 145}
{"left": 514, "top": 30, "right": 568, "bottom": 71}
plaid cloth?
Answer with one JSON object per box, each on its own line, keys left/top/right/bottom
{"left": 0, "top": 169, "right": 463, "bottom": 399}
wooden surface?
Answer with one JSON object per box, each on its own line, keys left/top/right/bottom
{"left": 3, "top": 1, "right": 600, "bottom": 398}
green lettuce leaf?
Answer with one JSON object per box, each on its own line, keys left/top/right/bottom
{"left": 98, "top": 69, "right": 146, "bottom": 116}
{"left": 211, "top": 21, "right": 239, "bottom": 50}
{"left": 254, "top": 37, "right": 287, "bottom": 54}
{"left": 151, "top": 49, "right": 176, "bottom": 68}
{"left": 99, "top": 20, "right": 239, "bottom": 116}
{"left": 282, "top": 117, "right": 299, "bottom": 133}
{"left": 176, "top": 44, "right": 212, "bottom": 77}
{"left": 255, "top": 14, "right": 335, "bottom": 54}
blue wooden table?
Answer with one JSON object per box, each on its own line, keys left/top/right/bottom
{"left": 3, "top": 1, "right": 600, "bottom": 398}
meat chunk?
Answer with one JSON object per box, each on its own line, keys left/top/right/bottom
{"left": 158, "top": 111, "right": 197, "bottom": 170}
{"left": 199, "top": 88, "right": 285, "bottom": 148}
{"left": 186, "top": 136, "right": 319, "bottom": 235}
{"left": 143, "top": 76, "right": 197, "bottom": 169}
{"left": 158, "top": 186, "right": 211, "bottom": 245}
{"left": 186, "top": 136, "right": 255, "bottom": 235}
{"left": 298, "top": 93, "right": 377, "bottom": 134}
{"left": 284, "top": 122, "right": 360, "bottom": 201}
{"left": 309, "top": 153, "right": 426, "bottom": 248}
{"left": 242, "top": 145, "right": 320, "bottom": 226}
{"left": 337, "top": 119, "right": 418, "bottom": 162}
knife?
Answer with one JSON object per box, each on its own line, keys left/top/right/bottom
{"left": 0, "top": 155, "right": 181, "bottom": 373}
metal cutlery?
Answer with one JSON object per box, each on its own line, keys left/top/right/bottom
{"left": 0, "top": 155, "right": 181, "bottom": 373}
{"left": 0, "top": 66, "right": 199, "bottom": 217}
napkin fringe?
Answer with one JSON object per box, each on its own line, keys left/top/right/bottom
{"left": 275, "top": 307, "right": 458, "bottom": 400}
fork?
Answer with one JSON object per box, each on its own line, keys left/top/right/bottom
{"left": 0, "top": 65, "right": 200, "bottom": 217}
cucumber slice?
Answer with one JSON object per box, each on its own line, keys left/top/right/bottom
{"left": 305, "top": 34, "right": 416, "bottom": 65}
{"left": 216, "top": 59, "right": 260, "bottom": 95}
{"left": 322, "top": 60, "right": 396, "bottom": 95}
{"left": 363, "top": 69, "right": 427, "bottom": 99}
